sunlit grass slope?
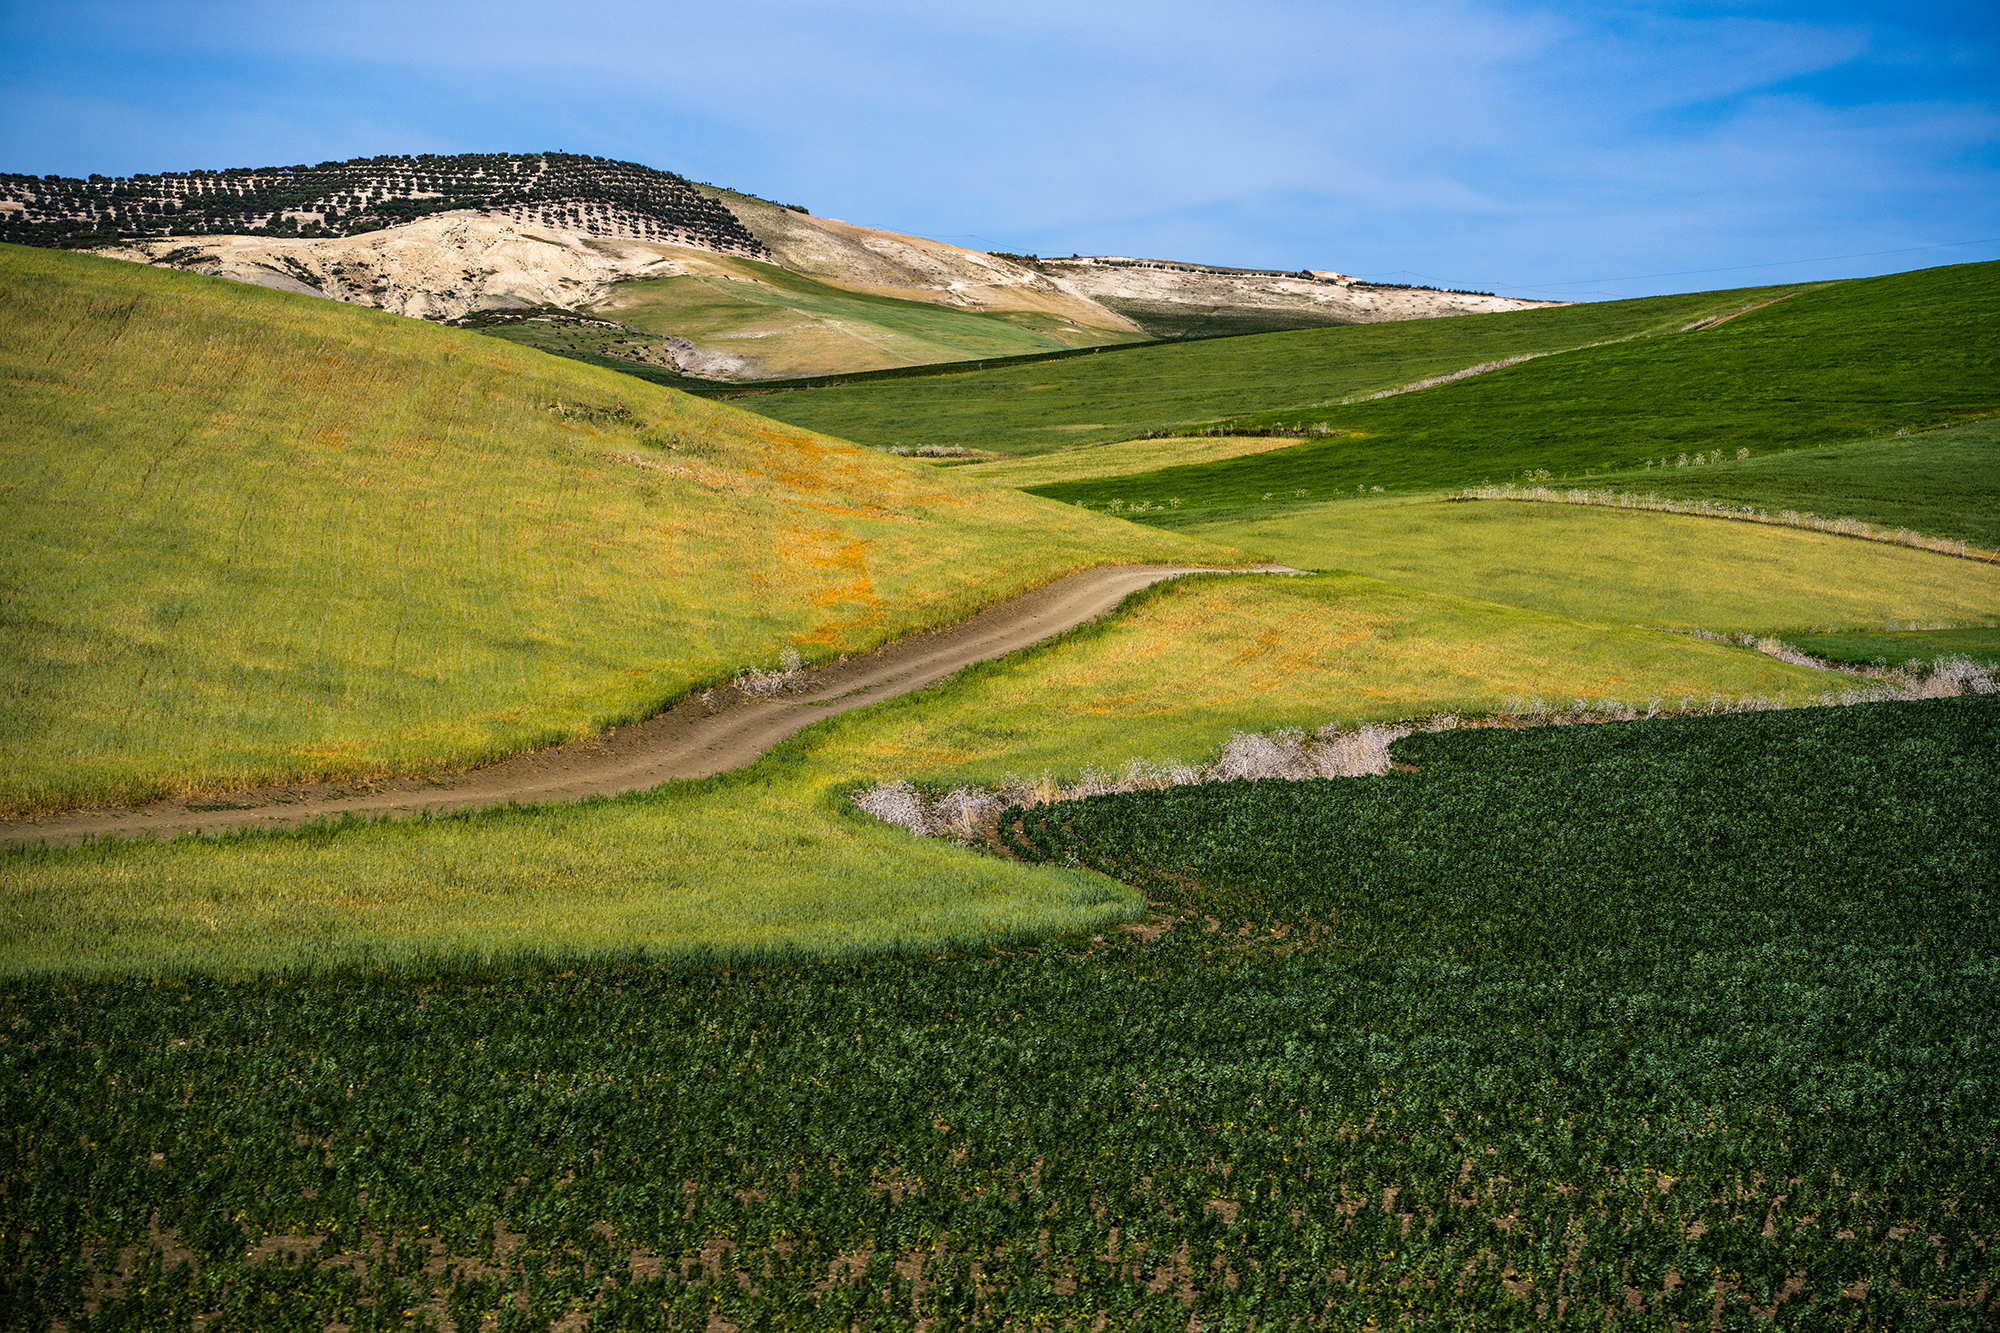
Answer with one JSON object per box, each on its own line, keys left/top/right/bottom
{"left": 0, "top": 244, "right": 1227, "bottom": 816}
{"left": 1028, "top": 262, "right": 1999, "bottom": 511}
{"left": 742, "top": 284, "right": 1807, "bottom": 454}
{"left": 1182, "top": 497, "right": 2000, "bottom": 633}
{"left": 587, "top": 257, "right": 1135, "bottom": 380}
{"left": 2, "top": 572, "right": 1832, "bottom": 975}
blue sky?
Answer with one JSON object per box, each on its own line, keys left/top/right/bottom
{"left": 3, "top": 0, "right": 1994, "bottom": 299}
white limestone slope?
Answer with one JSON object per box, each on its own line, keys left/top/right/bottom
{"left": 97, "top": 212, "right": 750, "bottom": 322}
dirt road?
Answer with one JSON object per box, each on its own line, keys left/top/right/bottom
{"left": 3, "top": 564, "right": 1297, "bottom": 848}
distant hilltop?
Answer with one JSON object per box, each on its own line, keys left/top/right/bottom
{"left": 0, "top": 151, "right": 765, "bottom": 257}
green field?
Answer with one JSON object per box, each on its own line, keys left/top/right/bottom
{"left": 5, "top": 697, "right": 1991, "bottom": 1329}
{"left": 1023, "top": 262, "right": 2000, "bottom": 512}
{"left": 3, "top": 570, "right": 1835, "bottom": 974}
{"left": 740, "top": 283, "right": 1810, "bottom": 454}
{"left": 946, "top": 432, "right": 1326, "bottom": 488}
{"left": 1561, "top": 416, "right": 2000, "bottom": 551}
{"left": 1088, "top": 291, "right": 1362, "bottom": 338}
{"left": 0, "top": 243, "right": 1221, "bottom": 816}
{"left": 1782, "top": 626, "right": 2000, "bottom": 669}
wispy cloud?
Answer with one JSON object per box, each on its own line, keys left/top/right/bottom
{"left": 2, "top": 0, "right": 1993, "bottom": 295}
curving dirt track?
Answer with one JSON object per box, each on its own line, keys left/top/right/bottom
{"left": 3, "top": 564, "right": 1298, "bottom": 849}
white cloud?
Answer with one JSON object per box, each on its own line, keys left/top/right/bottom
{"left": 5, "top": 0, "right": 1994, "bottom": 292}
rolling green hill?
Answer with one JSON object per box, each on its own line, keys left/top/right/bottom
{"left": 1024, "top": 262, "right": 2000, "bottom": 516}
{"left": 0, "top": 243, "right": 1222, "bottom": 816}
{"left": 738, "top": 282, "right": 1814, "bottom": 454}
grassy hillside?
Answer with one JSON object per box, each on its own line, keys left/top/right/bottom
{"left": 1028, "top": 262, "right": 1999, "bottom": 513}
{"left": 453, "top": 307, "right": 724, "bottom": 391}
{"left": 469, "top": 258, "right": 1138, "bottom": 386}
{"left": 947, "top": 433, "right": 1320, "bottom": 488}
{"left": 0, "top": 244, "right": 1225, "bottom": 816}
{"left": 741, "top": 284, "right": 1808, "bottom": 454}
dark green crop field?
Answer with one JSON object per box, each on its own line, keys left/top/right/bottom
{"left": 739, "top": 284, "right": 1804, "bottom": 455}
{"left": 1025, "top": 262, "right": 1999, "bottom": 515}
{"left": 6, "top": 697, "right": 1994, "bottom": 1329}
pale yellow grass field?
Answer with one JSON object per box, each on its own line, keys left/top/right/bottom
{"left": 838, "top": 571, "right": 1836, "bottom": 785}
{"left": 1186, "top": 497, "right": 2000, "bottom": 632}
{"left": 950, "top": 434, "right": 1322, "bottom": 488}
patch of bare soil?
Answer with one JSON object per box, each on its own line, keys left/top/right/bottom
{"left": 1, "top": 565, "right": 1296, "bottom": 849}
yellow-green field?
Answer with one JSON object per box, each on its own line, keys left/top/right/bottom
{"left": 1186, "top": 495, "right": 2000, "bottom": 632}
{"left": 947, "top": 433, "right": 1330, "bottom": 488}
{"left": 3, "top": 570, "right": 1834, "bottom": 975}
{"left": 0, "top": 244, "right": 1222, "bottom": 815}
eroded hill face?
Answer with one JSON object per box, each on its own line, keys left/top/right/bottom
{"left": 9, "top": 149, "right": 1555, "bottom": 379}
{"left": 101, "top": 214, "right": 753, "bottom": 323}
{"left": 699, "top": 191, "right": 1557, "bottom": 346}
